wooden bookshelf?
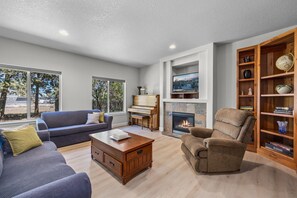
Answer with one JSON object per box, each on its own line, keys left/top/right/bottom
{"left": 236, "top": 45, "right": 258, "bottom": 152}
{"left": 239, "top": 61, "right": 255, "bottom": 66}
{"left": 257, "top": 28, "right": 297, "bottom": 170}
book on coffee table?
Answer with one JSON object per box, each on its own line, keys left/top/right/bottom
{"left": 109, "top": 129, "right": 131, "bottom": 141}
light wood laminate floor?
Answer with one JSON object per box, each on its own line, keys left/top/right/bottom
{"left": 59, "top": 127, "right": 297, "bottom": 198}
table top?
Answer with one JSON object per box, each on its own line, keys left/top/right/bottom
{"left": 90, "top": 130, "right": 154, "bottom": 153}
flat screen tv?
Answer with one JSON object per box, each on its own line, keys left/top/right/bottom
{"left": 172, "top": 72, "right": 199, "bottom": 92}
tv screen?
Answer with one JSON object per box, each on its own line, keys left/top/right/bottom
{"left": 172, "top": 72, "right": 199, "bottom": 92}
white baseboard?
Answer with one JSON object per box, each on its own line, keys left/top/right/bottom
{"left": 112, "top": 122, "right": 129, "bottom": 128}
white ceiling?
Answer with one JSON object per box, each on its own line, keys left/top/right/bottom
{"left": 0, "top": 0, "right": 297, "bottom": 67}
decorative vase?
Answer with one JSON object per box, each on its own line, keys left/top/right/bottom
{"left": 137, "top": 86, "right": 142, "bottom": 95}
{"left": 243, "top": 70, "right": 252, "bottom": 79}
{"left": 275, "top": 84, "right": 293, "bottom": 94}
{"left": 275, "top": 53, "right": 295, "bottom": 72}
{"left": 277, "top": 121, "right": 288, "bottom": 134}
{"left": 243, "top": 56, "right": 251, "bottom": 63}
{"left": 140, "top": 88, "right": 146, "bottom": 95}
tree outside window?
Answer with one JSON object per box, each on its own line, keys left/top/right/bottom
{"left": 0, "top": 66, "right": 60, "bottom": 122}
{"left": 92, "top": 78, "right": 125, "bottom": 113}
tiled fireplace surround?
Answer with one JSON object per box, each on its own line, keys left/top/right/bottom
{"left": 163, "top": 102, "right": 207, "bottom": 135}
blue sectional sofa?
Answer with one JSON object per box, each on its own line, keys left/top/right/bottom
{"left": 0, "top": 130, "right": 92, "bottom": 198}
{"left": 36, "top": 110, "right": 113, "bottom": 147}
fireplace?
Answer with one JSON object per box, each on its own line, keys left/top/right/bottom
{"left": 172, "top": 112, "right": 195, "bottom": 134}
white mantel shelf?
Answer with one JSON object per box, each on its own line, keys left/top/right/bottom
{"left": 162, "top": 98, "right": 208, "bottom": 103}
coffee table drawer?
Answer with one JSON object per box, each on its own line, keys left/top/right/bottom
{"left": 127, "top": 144, "right": 152, "bottom": 161}
{"left": 92, "top": 146, "right": 104, "bottom": 163}
{"left": 104, "top": 153, "right": 122, "bottom": 176}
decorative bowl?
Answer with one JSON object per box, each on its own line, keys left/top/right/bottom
{"left": 275, "top": 84, "right": 293, "bottom": 94}
{"left": 275, "top": 53, "right": 295, "bottom": 72}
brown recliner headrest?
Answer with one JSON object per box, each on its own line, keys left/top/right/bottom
{"left": 215, "top": 108, "right": 253, "bottom": 127}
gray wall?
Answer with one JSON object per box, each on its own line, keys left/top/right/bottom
{"left": 139, "top": 63, "right": 160, "bottom": 94}
{"left": 0, "top": 36, "right": 139, "bottom": 127}
{"left": 140, "top": 25, "right": 297, "bottom": 113}
{"left": 215, "top": 25, "right": 297, "bottom": 111}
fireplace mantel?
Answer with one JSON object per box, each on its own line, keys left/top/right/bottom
{"left": 162, "top": 98, "right": 208, "bottom": 103}
{"left": 159, "top": 43, "right": 215, "bottom": 132}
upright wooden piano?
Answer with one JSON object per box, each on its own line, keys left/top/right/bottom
{"left": 128, "top": 95, "right": 160, "bottom": 131}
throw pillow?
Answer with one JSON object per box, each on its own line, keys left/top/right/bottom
{"left": 86, "top": 113, "right": 100, "bottom": 124}
{"left": 93, "top": 112, "right": 105, "bottom": 123}
{"left": 0, "top": 124, "right": 30, "bottom": 155}
{"left": 99, "top": 112, "right": 105, "bottom": 123}
{"left": 2, "top": 126, "right": 43, "bottom": 156}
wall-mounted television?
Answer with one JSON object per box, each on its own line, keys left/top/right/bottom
{"left": 172, "top": 72, "right": 199, "bottom": 93}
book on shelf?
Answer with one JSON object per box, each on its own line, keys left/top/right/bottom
{"left": 265, "top": 142, "right": 293, "bottom": 157}
{"left": 240, "top": 106, "right": 253, "bottom": 111}
{"left": 270, "top": 142, "right": 293, "bottom": 152}
{"left": 275, "top": 107, "right": 293, "bottom": 111}
{"left": 273, "top": 107, "right": 293, "bottom": 115}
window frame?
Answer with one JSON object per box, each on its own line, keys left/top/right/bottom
{"left": 0, "top": 64, "right": 62, "bottom": 125}
{"left": 92, "top": 76, "right": 126, "bottom": 114}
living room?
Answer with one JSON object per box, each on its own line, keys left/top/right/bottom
{"left": 0, "top": 1, "right": 297, "bottom": 198}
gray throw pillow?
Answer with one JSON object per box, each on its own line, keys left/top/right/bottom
{"left": 86, "top": 113, "right": 100, "bottom": 124}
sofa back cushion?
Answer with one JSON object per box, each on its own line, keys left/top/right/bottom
{"left": 211, "top": 108, "right": 253, "bottom": 141}
{"left": 41, "top": 110, "right": 100, "bottom": 128}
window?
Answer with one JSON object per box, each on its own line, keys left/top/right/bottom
{"left": 0, "top": 65, "right": 61, "bottom": 123}
{"left": 92, "top": 77, "right": 125, "bottom": 113}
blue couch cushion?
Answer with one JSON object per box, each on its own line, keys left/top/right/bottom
{"left": 3, "top": 142, "right": 63, "bottom": 167}
{"left": 0, "top": 163, "right": 75, "bottom": 198}
{"left": 0, "top": 134, "right": 4, "bottom": 176}
{"left": 48, "top": 123, "right": 108, "bottom": 137}
{"left": 0, "top": 141, "right": 74, "bottom": 198}
{"left": 41, "top": 110, "right": 100, "bottom": 128}
{"left": 0, "top": 149, "right": 3, "bottom": 177}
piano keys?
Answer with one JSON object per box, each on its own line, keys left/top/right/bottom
{"left": 128, "top": 95, "right": 160, "bottom": 130}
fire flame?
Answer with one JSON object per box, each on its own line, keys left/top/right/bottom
{"left": 179, "top": 120, "right": 192, "bottom": 128}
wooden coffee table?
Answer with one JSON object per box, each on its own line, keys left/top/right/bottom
{"left": 90, "top": 130, "right": 154, "bottom": 184}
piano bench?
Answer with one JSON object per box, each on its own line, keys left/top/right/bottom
{"left": 130, "top": 114, "right": 152, "bottom": 131}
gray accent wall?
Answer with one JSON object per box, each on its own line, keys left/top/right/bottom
{"left": 0, "top": 36, "right": 139, "bottom": 127}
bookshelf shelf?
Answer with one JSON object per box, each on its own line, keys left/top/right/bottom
{"left": 260, "top": 112, "right": 294, "bottom": 118}
{"left": 238, "top": 78, "right": 254, "bottom": 82}
{"left": 261, "top": 94, "right": 294, "bottom": 97}
{"left": 261, "top": 71, "right": 294, "bottom": 80}
{"left": 239, "top": 62, "right": 255, "bottom": 66}
{"left": 260, "top": 129, "right": 294, "bottom": 140}
{"left": 260, "top": 146, "right": 294, "bottom": 160}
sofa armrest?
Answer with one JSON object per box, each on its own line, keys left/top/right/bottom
{"left": 104, "top": 114, "right": 113, "bottom": 130}
{"left": 14, "top": 173, "right": 92, "bottom": 198}
{"left": 36, "top": 118, "right": 48, "bottom": 131}
{"left": 37, "top": 130, "right": 50, "bottom": 141}
{"left": 189, "top": 127, "right": 213, "bottom": 138}
{"left": 204, "top": 138, "right": 246, "bottom": 149}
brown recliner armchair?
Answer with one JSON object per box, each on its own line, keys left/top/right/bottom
{"left": 181, "top": 108, "right": 256, "bottom": 173}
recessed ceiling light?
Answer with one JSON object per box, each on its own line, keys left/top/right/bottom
{"left": 59, "top": 29, "right": 69, "bottom": 36}
{"left": 169, "top": 44, "right": 176, "bottom": 49}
